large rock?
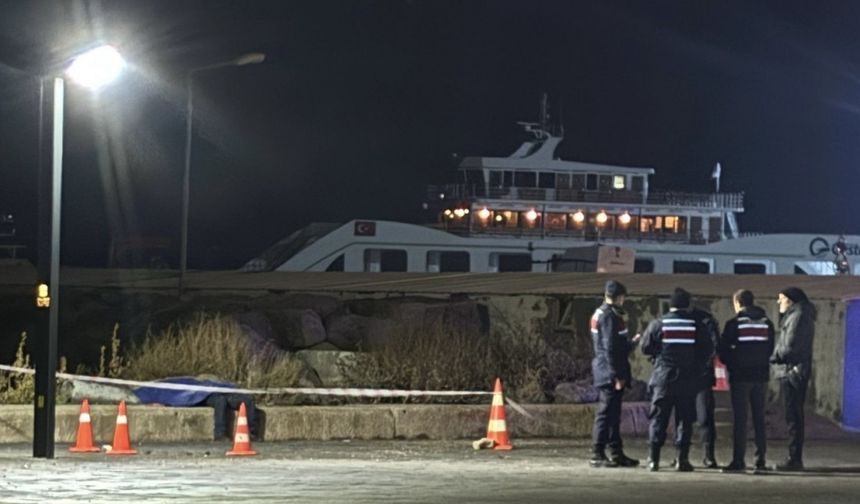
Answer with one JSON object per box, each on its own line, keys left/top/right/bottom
{"left": 324, "top": 313, "right": 370, "bottom": 350}
{"left": 268, "top": 309, "right": 327, "bottom": 350}
{"left": 553, "top": 379, "right": 598, "bottom": 404}
{"left": 295, "top": 350, "right": 356, "bottom": 387}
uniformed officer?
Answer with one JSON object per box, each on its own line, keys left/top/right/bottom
{"left": 690, "top": 306, "right": 720, "bottom": 468}
{"left": 589, "top": 280, "right": 640, "bottom": 468}
{"left": 718, "top": 289, "right": 775, "bottom": 473}
{"left": 641, "top": 287, "right": 713, "bottom": 472}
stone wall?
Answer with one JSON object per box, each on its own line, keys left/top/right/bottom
{"left": 0, "top": 286, "right": 847, "bottom": 422}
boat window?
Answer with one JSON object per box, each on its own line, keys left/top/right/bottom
{"left": 793, "top": 261, "right": 836, "bottom": 275}
{"left": 734, "top": 261, "right": 768, "bottom": 274}
{"left": 571, "top": 174, "right": 585, "bottom": 190}
{"left": 538, "top": 172, "right": 555, "bottom": 189}
{"left": 613, "top": 175, "right": 626, "bottom": 190}
{"left": 557, "top": 173, "right": 571, "bottom": 189}
{"left": 631, "top": 175, "right": 644, "bottom": 192}
{"left": 586, "top": 174, "right": 598, "bottom": 191}
{"left": 545, "top": 213, "right": 566, "bottom": 230}
{"left": 673, "top": 260, "right": 711, "bottom": 274}
{"left": 503, "top": 171, "right": 514, "bottom": 187}
{"left": 489, "top": 171, "right": 503, "bottom": 188}
{"left": 428, "top": 251, "right": 470, "bottom": 273}
{"left": 514, "top": 171, "right": 536, "bottom": 187}
{"left": 325, "top": 254, "right": 345, "bottom": 272}
{"left": 496, "top": 253, "right": 533, "bottom": 272}
{"left": 634, "top": 258, "right": 654, "bottom": 273}
{"left": 364, "top": 249, "right": 408, "bottom": 272}
{"left": 599, "top": 175, "right": 613, "bottom": 191}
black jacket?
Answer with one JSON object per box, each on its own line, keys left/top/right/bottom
{"left": 590, "top": 302, "right": 632, "bottom": 388}
{"left": 641, "top": 309, "right": 713, "bottom": 393}
{"left": 771, "top": 301, "right": 815, "bottom": 382}
{"left": 718, "top": 306, "right": 775, "bottom": 383}
{"left": 691, "top": 308, "right": 720, "bottom": 388}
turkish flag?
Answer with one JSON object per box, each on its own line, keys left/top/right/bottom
{"left": 354, "top": 221, "right": 376, "bottom": 236}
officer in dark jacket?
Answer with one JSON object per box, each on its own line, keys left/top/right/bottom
{"left": 641, "top": 288, "right": 713, "bottom": 472}
{"left": 589, "top": 280, "right": 639, "bottom": 468}
{"left": 690, "top": 306, "right": 720, "bottom": 468}
{"left": 771, "top": 287, "right": 815, "bottom": 471}
{"left": 718, "top": 289, "right": 775, "bottom": 473}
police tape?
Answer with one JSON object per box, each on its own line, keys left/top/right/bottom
{"left": 0, "top": 363, "right": 532, "bottom": 417}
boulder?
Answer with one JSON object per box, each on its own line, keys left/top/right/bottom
{"left": 295, "top": 350, "right": 356, "bottom": 387}
{"left": 553, "top": 379, "right": 598, "bottom": 404}
{"left": 324, "top": 313, "right": 370, "bottom": 350}
{"left": 267, "top": 309, "right": 327, "bottom": 350}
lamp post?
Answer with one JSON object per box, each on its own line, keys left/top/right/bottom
{"left": 178, "top": 52, "right": 265, "bottom": 294}
{"left": 33, "top": 45, "right": 125, "bottom": 459}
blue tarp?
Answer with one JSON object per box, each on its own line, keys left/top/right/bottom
{"left": 133, "top": 377, "right": 238, "bottom": 407}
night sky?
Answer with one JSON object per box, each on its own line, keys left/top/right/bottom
{"left": 1, "top": 0, "right": 859, "bottom": 269}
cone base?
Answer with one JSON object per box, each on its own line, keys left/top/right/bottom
{"left": 493, "top": 444, "right": 513, "bottom": 451}
{"left": 107, "top": 449, "right": 138, "bottom": 455}
{"left": 69, "top": 446, "right": 101, "bottom": 453}
{"left": 226, "top": 450, "right": 257, "bottom": 457}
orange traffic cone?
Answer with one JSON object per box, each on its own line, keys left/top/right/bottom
{"left": 485, "top": 378, "right": 513, "bottom": 450}
{"left": 69, "top": 399, "right": 100, "bottom": 453}
{"left": 226, "top": 402, "right": 257, "bottom": 456}
{"left": 713, "top": 357, "right": 730, "bottom": 392}
{"left": 107, "top": 400, "right": 138, "bottom": 455}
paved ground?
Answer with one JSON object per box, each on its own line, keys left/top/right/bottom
{"left": 1, "top": 439, "right": 859, "bottom": 503}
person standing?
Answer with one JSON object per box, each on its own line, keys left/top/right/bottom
{"left": 589, "top": 280, "right": 640, "bottom": 468}
{"left": 690, "top": 305, "right": 720, "bottom": 469}
{"left": 641, "top": 288, "right": 713, "bottom": 472}
{"left": 771, "top": 287, "right": 815, "bottom": 471}
{"left": 718, "top": 289, "right": 775, "bottom": 473}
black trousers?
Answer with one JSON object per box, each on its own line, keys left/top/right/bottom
{"left": 649, "top": 387, "right": 695, "bottom": 448}
{"left": 592, "top": 386, "right": 624, "bottom": 454}
{"left": 729, "top": 381, "right": 767, "bottom": 464}
{"left": 204, "top": 393, "right": 258, "bottom": 439}
{"left": 695, "top": 387, "right": 716, "bottom": 456}
{"left": 781, "top": 377, "right": 808, "bottom": 462}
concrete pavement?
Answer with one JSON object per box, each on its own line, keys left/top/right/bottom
{"left": 1, "top": 439, "right": 859, "bottom": 503}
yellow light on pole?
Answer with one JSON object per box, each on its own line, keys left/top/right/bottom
{"left": 572, "top": 210, "right": 585, "bottom": 224}
{"left": 478, "top": 208, "right": 491, "bottom": 220}
{"left": 36, "top": 283, "right": 50, "bottom": 308}
{"left": 525, "top": 209, "right": 538, "bottom": 221}
{"left": 596, "top": 211, "right": 608, "bottom": 225}
{"left": 619, "top": 212, "right": 631, "bottom": 225}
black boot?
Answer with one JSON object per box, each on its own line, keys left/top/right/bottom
{"left": 703, "top": 444, "right": 718, "bottom": 469}
{"left": 611, "top": 451, "right": 640, "bottom": 468}
{"left": 675, "top": 446, "right": 694, "bottom": 472}
{"left": 590, "top": 447, "right": 619, "bottom": 468}
{"left": 647, "top": 445, "right": 661, "bottom": 472}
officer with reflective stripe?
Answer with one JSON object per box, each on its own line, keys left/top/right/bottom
{"left": 718, "top": 289, "right": 775, "bottom": 473}
{"left": 589, "top": 280, "right": 640, "bottom": 468}
{"left": 641, "top": 287, "right": 713, "bottom": 472}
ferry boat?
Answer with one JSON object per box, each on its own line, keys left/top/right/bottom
{"left": 243, "top": 100, "right": 857, "bottom": 276}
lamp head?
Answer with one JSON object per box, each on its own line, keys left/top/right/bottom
{"left": 66, "top": 45, "right": 125, "bottom": 89}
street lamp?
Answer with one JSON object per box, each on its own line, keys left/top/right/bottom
{"left": 33, "top": 45, "right": 125, "bottom": 459}
{"left": 178, "top": 52, "right": 265, "bottom": 294}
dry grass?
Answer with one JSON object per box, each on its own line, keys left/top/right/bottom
{"left": 123, "top": 312, "right": 304, "bottom": 392}
{"left": 0, "top": 332, "right": 70, "bottom": 404}
{"left": 340, "top": 310, "right": 549, "bottom": 403}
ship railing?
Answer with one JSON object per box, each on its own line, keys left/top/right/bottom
{"left": 427, "top": 184, "right": 744, "bottom": 210}
{"left": 433, "top": 224, "right": 692, "bottom": 243}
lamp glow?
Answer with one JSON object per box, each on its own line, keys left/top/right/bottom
{"left": 619, "top": 212, "right": 631, "bottom": 225}
{"left": 66, "top": 45, "right": 125, "bottom": 89}
{"left": 572, "top": 210, "right": 585, "bottom": 224}
{"left": 596, "top": 211, "right": 608, "bottom": 225}
{"left": 525, "top": 209, "right": 538, "bottom": 221}
{"left": 478, "top": 208, "right": 491, "bottom": 220}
